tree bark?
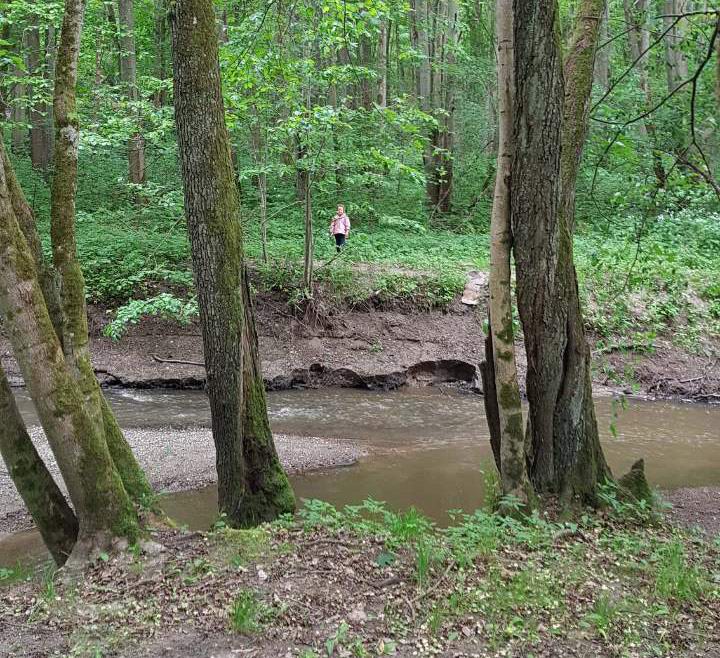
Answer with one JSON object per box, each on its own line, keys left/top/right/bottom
{"left": 26, "top": 17, "right": 52, "bottom": 172}
{"left": 512, "top": 0, "right": 611, "bottom": 504}
{"left": 118, "top": 0, "right": 145, "bottom": 184}
{"left": 169, "top": 0, "right": 295, "bottom": 527}
{"left": 663, "top": 0, "right": 689, "bottom": 93}
{"left": 50, "top": 0, "right": 152, "bottom": 508}
{"left": 153, "top": 0, "right": 168, "bottom": 107}
{"left": 594, "top": 1, "right": 610, "bottom": 89}
{"left": 0, "top": 149, "right": 138, "bottom": 563}
{"left": 623, "top": 0, "right": 666, "bottom": 186}
{"left": 483, "top": 0, "right": 532, "bottom": 504}
{"left": 0, "top": 363, "right": 78, "bottom": 565}
{"left": 378, "top": 20, "right": 389, "bottom": 107}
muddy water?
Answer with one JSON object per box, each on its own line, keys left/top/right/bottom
{"left": 3, "top": 388, "right": 719, "bottom": 567}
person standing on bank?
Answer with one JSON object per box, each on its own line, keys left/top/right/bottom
{"left": 329, "top": 204, "right": 350, "bottom": 253}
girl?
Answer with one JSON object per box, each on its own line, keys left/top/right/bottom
{"left": 329, "top": 204, "right": 350, "bottom": 253}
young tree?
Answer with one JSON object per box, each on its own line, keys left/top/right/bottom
{"left": 118, "top": 0, "right": 145, "bottom": 184}
{"left": 480, "top": 0, "right": 532, "bottom": 505}
{"left": 169, "top": 0, "right": 296, "bottom": 526}
{"left": 511, "top": 0, "right": 611, "bottom": 505}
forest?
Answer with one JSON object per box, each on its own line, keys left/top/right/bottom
{"left": 0, "top": 0, "right": 719, "bottom": 656}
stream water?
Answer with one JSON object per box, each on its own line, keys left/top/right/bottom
{"left": 2, "top": 387, "right": 719, "bottom": 567}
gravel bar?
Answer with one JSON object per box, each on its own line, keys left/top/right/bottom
{"left": 0, "top": 427, "right": 366, "bottom": 534}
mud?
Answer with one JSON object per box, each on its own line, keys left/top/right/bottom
{"left": 2, "top": 294, "right": 718, "bottom": 401}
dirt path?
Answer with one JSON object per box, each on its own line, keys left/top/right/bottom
{"left": 0, "top": 428, "right": 365, "bottom": 535}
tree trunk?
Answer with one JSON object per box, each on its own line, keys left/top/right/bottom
{"left": 26, "top": 20, "right": 52, "bottom": 172}
{"left": 51, "top": 0, "right": 152, "bottom": 508}
{"left": 118, "top": 0, "right": 145, "bottom": 185}
{"left": 250, "top": 116, "right": 269, "bottom": 264}
{"left": 0, "top": 364, "right": 78, "bottom": 565}
{"left": 0, "top": 150, "right": 139, "bottom": 563}
{"left": 378, "top": 21, "right": 389, "bottom": 107}
{"left": 11, "top": 58, "right": 26, "bottom": 153}
{"left": 663, "top": 0, "right": 689, "bottom": 93}
{"left": 302, "top": 173, "right": 313, "bottom": 292}
{"left": 594, "top": 1, "right": 610, "bottom": 89}
{"left": 169, "top": 0, "right": 295, "bottom": 527}
{"left": 483, "top": 0, "right": 532, "bottom": 504}
{"left": 154, "top": 0, "right": 168, "bottom": 107}
{"left": 623, "top": 0, "right": 666, "bottom": 186}
{"left": 512, "top": 0, "right": 611, "bottom": 504}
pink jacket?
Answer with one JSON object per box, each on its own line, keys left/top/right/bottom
{"left": 329, "top": 212, "right": 350, "bottom": 236}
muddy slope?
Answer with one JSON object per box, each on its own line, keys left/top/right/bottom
{"left": 1, "top": 293, "right": 718, "bottom": 401}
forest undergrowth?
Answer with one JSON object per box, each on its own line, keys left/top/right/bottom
{"left": 13, "top": 153, "right": 720, "bottom": 356}
{"left": 1, "top": 484, "right": 719, "bottom": 657}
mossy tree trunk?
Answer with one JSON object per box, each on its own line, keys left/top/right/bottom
{"left": 169, "top": 0, "right": 296, "bottom": 527}
{"left": 0, "top": 150, "right": 138, "bottom": 564}
{"left": 0, "top": 364, "right": 78, "bottom": 565}
{"left": 50, "top": 0, "right": 152, "bottom": 507}
{"left": 481, "top": 0, "right": 532, "bottom": 505}
{"left": 511, "top": 0, "right": 611, "bottom": 505}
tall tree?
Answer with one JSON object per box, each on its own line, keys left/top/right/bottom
{"left": 118, "top": 0, "right": 145, "bottom": 184}
{"left": 511, "top": 0, "right": 611, "bottom": 504}
{"left": 663, "top": 0, "right": 689, "bottom": 93}
{"left": 480, "top": 0, "right": 532, "bottom": 505}
{"left": 169, "top": 0, "right": 296, "bottom": 526}
{"left": 26, "top": 9, "right": 53, "bottom": 172}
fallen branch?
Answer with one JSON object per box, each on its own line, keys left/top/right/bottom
{"left": 150, "top": 353, "right": 205, "bottom": 367}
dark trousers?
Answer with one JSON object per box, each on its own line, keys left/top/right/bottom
{"left": 334, "top": 233, "right": 346, "bottom": 252}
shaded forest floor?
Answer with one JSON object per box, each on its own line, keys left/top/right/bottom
{"left": 1, "top": 498, "right": 719, "bottom": 658}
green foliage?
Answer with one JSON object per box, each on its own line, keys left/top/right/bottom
{"left": 103, "top": 293, "right": 198, "bottom": 340}
{"left": 229, "top": 590, "right": 264, "bottom": 634}
{"left": 654, "top": 540, "right": 707, "bottom": 603}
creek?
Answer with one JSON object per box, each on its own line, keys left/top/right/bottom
{"left": 2, "top": 387, "right": 719, "bottom": 567}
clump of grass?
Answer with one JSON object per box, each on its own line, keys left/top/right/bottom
{"left": 654, "top": 540, "right": 707, "bottom": 603}
{"left": 229, "top": 590, "right": 263, "bottom": 634}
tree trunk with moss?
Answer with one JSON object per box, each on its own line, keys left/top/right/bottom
{"left": 0, "top": 153, "right": 138, "bottom": 563}
{"left": 26, "top": 18, "right": 52, "bottom": 172}
{"left": 169, "top": 0, "right": 296, "bottom": 527}
{"left": 482, "top": 0, "right": 532, "bottom": 504}
{"left": 0, "top": 364, "right": 78, "bottom": 565}
{"left": 49, "top": 0, "right": 152, "bottom": 507}
{"left": 512, "top": 0, "right": 611, "bottom": 505}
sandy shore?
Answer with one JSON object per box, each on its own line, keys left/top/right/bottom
{"left": 0, "top": 427, "right": 366, "bottom": 534}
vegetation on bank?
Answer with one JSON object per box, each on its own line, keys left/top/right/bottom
{"left": 12, "top": 153, "right": 720, "bottom": 350}
{"left": 1, "top": 490, "right": 718, "bottom": 657}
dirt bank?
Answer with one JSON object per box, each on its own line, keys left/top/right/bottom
{"left": 0, "top": 428, "right": 365, "bottom": 535}
{"left": 1, "top": 294, "right": 718, "bottom": 401}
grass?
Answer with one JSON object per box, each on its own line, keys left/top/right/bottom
{"left": 3, "top": 494, "right": 719, "bottom": 658}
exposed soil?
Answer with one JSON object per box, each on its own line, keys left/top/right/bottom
{"left": 665, "top": 487, "right": 720, "bottom": 537}
{"left": 0, "top": 428, "right": 366, "bottom": 535}
{"left": 1, "top": 292, "right": 718, "bottom": 401}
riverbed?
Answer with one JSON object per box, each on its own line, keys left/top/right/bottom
{"left": 2, "top": 387, "right": 719, "bottom": 567}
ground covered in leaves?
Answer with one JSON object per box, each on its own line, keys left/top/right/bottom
{"left": 1, "top": 493, "right": 719, "bottom": 658}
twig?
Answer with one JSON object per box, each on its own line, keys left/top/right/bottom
{"left": 150, "top": 353, "right": 205, "bottom": 367}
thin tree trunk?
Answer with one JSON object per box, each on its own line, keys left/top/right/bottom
{"left": 303, "top": 173, "right": 313, "bottom": 292}
{"left": 0, "top": 363, "right": 78, "bottom": 565}
{"left": 169, "top": 0, "right": 295, "bottom": 526}
{"left": 624, "top": 0, "right": 666, "bottom": 186}
{"left": 11, "top": 57, "right": 26, "bottom": 153}
{"left": 378, "top": 20, "right": 389, "bottom": 107}
{"left": 663, "top": 0, "right": 689, "bottom": 93}
{"left": 483, "top": 0, "right": 532, "bottom": 504}
{"left": 250, "top": 116, "right": 268, "bottom": 264}
{"left": 153, "top": 0, "right": 168, "bottom": 107}
{"left": 27, "top": 20, "right": 51, "bottom": 172}
{"left": 45, "top": 24, "right": 57, "bottom": 166}
{"left": 594, "top": 1, "right": 610, "bottom": 89}
{"left": 118, "top": 0, "right": 145, "bottom": 185}
{"left": 512, "top": 0, "right": 611, "bottom": 504}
